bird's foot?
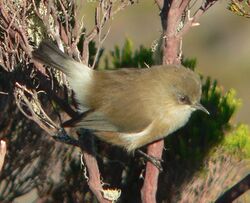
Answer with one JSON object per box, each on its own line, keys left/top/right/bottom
{"left": 52, "top": 128, "right": 79, "bottom": 146}
{"left": 136, "top": 149, "right": 163, "bottom": 172}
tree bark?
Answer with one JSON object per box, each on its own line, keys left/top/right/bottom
{"left": 215, "top": 174, "right": 250, "bottom": 203}
{"left": 141, "top": 140, "right": 164, "bottom": 203}
{"left": 141, "top": 0, "right": 218, "bottom": 202}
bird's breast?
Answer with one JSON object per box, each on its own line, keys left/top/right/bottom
{"left": 119, "top": 106, "right": 193, "bottom": 151}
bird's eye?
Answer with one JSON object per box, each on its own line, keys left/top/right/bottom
{"left": 179, "top": 95, "right": 189, "bottom": 104}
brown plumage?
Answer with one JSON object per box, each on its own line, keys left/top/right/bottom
{"left": 33, "top": 41, "right": 208, "bottom": 152}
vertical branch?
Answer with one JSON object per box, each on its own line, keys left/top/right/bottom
{"left": 141, "top": 0, "right": 219, "bottom": 202}
{"left": 82, "top": 152, "right": 112, "bottom": 203}
{"left": 76, "top": 129, "right": 113, "bottom": 203}
{"left": 161, "top": 0, "right": 184, "bottom": 65}
{"left": 141, "top": 140, "right": 164, "bottom": 203}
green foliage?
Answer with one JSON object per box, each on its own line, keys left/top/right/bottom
{"left": 182, "top": 57, "right": 197, "bottom": 70}
{"left": 105, "top": 38, "right": 154, "bottom": 69}
{"left": 223, "top": 124, "right": 250, "bottom": 158}
{"left": 88, "top": 41, "right": 104, "bottom": 68}
{"left": 202, "top": 81, "right": 241, "bottom": 127}
{"left": 77, "top": 34, "right": 104, "bottom": 68}
{"left": 164, "top": 74, "right": 242, "bottom": 167}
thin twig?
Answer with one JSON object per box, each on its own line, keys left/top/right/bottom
{"left": 177, "top": 0, "right": 218, "bottom": 37}
{"left": 215, "top": 174, "right": 250, "bottom": 203}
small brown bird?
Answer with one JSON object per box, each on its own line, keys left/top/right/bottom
{"left": 33, "top": 41, "right": 209, "bottom": 152}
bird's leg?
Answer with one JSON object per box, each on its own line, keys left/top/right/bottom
{"left": 62, "top": 110, "right": 94, "bottom": 127}
{"left": 52, "top": 128, "right": 80, "bottom": 147}
{"left": 136, "top": 149, "right": 163, "bottom": 172}
{"left": 55, "top": 111, "right": 94, "bottom": 145}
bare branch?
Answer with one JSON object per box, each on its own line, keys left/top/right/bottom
{"left": 14, "top": 82, "right": 58, "bottom": 135}
{"left": 83, "top": 151, "right": 112, "bottom": 203}
{"left": 82, "top": 28, "right": 98, "bottom": 65}
{"left": 141, "top": 140, "right": 164, "bottom": 203}
{"left": 215, "top": 174, "right": 250, "bottom": 203}
{"left": 143, "top": 0, "right": 219, "bottom": 201}
{"left": 82, "top": 0, "right": 134, "bottom": 66}
{"left": 177, "top": 0, "right": 218, "bottom": 37}
{"left": 179, "top": 0, "right": 191, "bottom": 11}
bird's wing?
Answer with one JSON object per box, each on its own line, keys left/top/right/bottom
{"left": 76, "top": 111, "right": 119, "bottom": 132}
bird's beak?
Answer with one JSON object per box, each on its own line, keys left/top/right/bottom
{"left": 192, "top": 103, "right": 210, "bottom": 115}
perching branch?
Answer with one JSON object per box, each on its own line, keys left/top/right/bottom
{"left": 141, "top": 0, "right": 219, "bottom": 202}
{"left": 141, "top": 140, "right": 164, "bottom": 203}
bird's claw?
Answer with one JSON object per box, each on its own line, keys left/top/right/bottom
{"left": 52, "top": 128, "right": 79, "bottom": 146}
{"left": 136, "top": 149, "right": 163, "bottom": 172}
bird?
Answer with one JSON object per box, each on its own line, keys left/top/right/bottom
{"left": 32, "top": 41, "right": 209, "bottom": 153}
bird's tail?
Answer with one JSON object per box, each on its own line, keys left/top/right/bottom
{"left": 32, "top": 40, "right": 90, "bottom": 75}
{"left": 32, "top": 40, "right": 93, "bottom": 108}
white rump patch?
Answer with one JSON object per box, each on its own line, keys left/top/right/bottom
{"left": 67, "top": 62, "right": 93, "bottom": 108}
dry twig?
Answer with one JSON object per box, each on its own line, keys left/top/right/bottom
{"left": 0, "top": 0, "right": 133, "bottom": 202}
